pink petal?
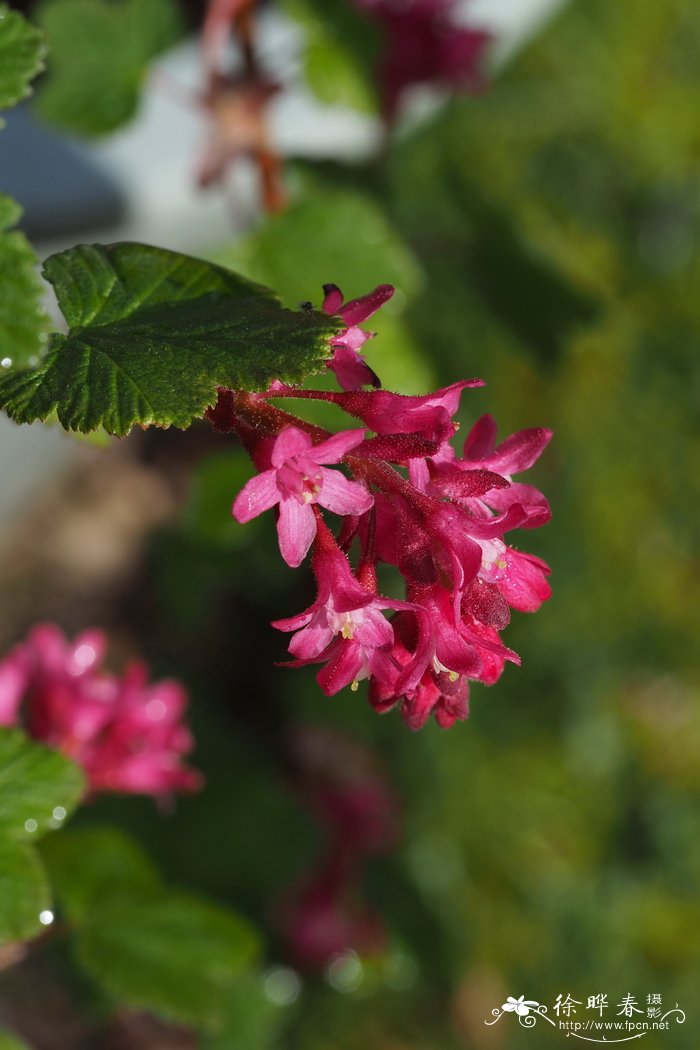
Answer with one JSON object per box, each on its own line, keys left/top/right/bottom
{"left": 318, "top": 469, "right": 374, "bottom": 516}
{"left": 355, "top": 608, "right": 394, "bottom": 649}
{"left": 463, "top": 414, "right": 498, "bottom": 459}
{"left": 271, "top": 426, "right": 313, "bottom": 466}
{"left": 0, "top": 649, "right": 29, "bottom": 726}
{"left": 333, "top": 326, "right": 371, "bottom": 351}
{"left": 485, "top": 482, "right": 549, "bottom": 513}
{"left": 308, "top": 428, "right": 367, "bottom": 464}
{"left": 338, "top": 284, "right": 394, "bottom": 325}
{"left": 328, "top": 346, "right": 378, "bottom": 391}
{"left": 322, "top": 283, "right": 345, "bottom": 315}
{"left": 317, "top": 641, "right": 364, "bottom": 695}
{"left": 500, "top": 550, "right": 552, "bottom": 612}
{"left": 434, "top": 627, "right": 481, "bottom": 678}
{"left": 276, "top": 497, "right": 317, "bottom": 567}
{"left": 486, "top": 428, "right": 553, "bottom": 475}
{"left": 288, "top": 616, "right": 336, "bottom": 661}
{"left": 272, "top": 608, "right": 317, "bottom": 633}
{"left": 459, "top": 503, "right": 530, "bottom": 539}
{"left": 232, "top": 469, "right": 279, "bottom": 523}
{"left": 408, "top": 457, "right": 431, "bottom": 492}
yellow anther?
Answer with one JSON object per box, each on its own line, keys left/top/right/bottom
{"left": 350, "top": 680, "right": 359, "bottom": 692}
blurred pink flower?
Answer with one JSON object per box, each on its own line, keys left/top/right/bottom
{"left": 354, "top": 0, "right": 491, "bottom": 118}
{"left": 0, "top": 623, "right": 201, "bottom": 799}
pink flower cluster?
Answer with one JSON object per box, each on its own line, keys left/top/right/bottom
{"left": 279, "top": 727, "right": 400, "bottom": 969}
{"left": 221, "top": 281, "right": 552, "bottom": 731}
{"left": 0, "top": 624, "right": 202, "bottom": 798}
{"left": 353, "top": 0, "right": 491, "bottom": 118}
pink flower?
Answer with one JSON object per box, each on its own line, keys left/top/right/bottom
{"left": 232, "top": 425, "right": 374, "bottom": 567}
{"left": 322, "top": 283, "right": 395, "bottom": 390}
{"left": 353, "top": 0, "right": 491, "bottom": 118}
{"left": 0, "top": 647, "right": 30, "bottom": 727}
{"left": 280, "top": 859, "right": 387, "bottom": 969}
{"left": 273, "top": 517, "right": 406, "bottom": 695}
{"left": 368, "top": 580, "right": 519, "bottom": 730}
{"left": 0, "top": 624, "right": 201, "bottom": 799}
{"left": 222, "top": 279, "right": 553, "bottom": 731}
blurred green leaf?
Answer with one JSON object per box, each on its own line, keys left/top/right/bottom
{"left": 185, "top": 449, "right": 260, "bottom": 548}
{"left": 34, "top": 0, "right": 182, "bottom": 136}
{"left": 222, "top": 185, "right": 421, "bottom": 305}
{"left": 0, "top": 4, "right": 45, "bottom": 119}
{"left": 0, "top": 728, "right": 84, "bottom": 841}
{"left": 0, "top": 729, "right": 83, "bottom": 945}
{"left": 0, "top": 242, "right": 341, "bottom": 435}
{"left": 202, "top": 970, "right": 292, "bottom": 1050}
{"left": 76, "top": 892, "right": 259, "bottom": 1028}
{"left": 0, "top": 193, "right": 18, "bottom": 229}
{"left": 43, "top": 826, "right": 260, "bottom": 1029}
{"left": 0, "top": 840, "right": 50, "bottom": 944}
{"left": 0, "top": 194, "right": 49, "bottom": 369}
{"left": 41, "top": 826, "right": 159, "bottom": 922}
{"left": 283, "top": 0, "right": 380, "bottom": 113}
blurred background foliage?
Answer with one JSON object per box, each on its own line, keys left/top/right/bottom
{"left": 3, "top": 0, "right": 700, "bottom": 1046}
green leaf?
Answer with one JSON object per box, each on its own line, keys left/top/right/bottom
{"left": 0, "top": 193, "right": 50, "bottom": 369}
{"left": 0, "top": 728, "right": 84, "bottom": 841}
{"left": 283, "top": 0, "right": 380, "bottom": 113}
{"left": 0, "top": 4, "right": 46, "bottom": 118}
{"left": 0, "top": 840, "right": 51, "bottom": 944}
{"left": 43, "top": 826, "right": 261, "bottom": 1029}
{"left": 40, "top": 826, "right": 159, "bottom": 922}
{"left": 76, "top": 891, "right": 260, "bottom": 1028}
{"left": 0, "top": 729, "right": 83, "bottom": 945}
{"left": 0, "top": 242, "right": 340, "bottom": 436}
{"left": 35, "top": 0, "right": 183, "bottom": 136}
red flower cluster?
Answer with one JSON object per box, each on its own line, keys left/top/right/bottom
{"left": 0, "top": 624, "right": 201, "bottom": 798}
{"left": 223, "top": 282, "right": 552, "bottom": 731}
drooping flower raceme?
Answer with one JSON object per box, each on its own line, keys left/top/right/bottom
{"left": 0, "top": 623, "right": 201, "bottom": 798}
{"left": 279, "top": 726, "right": 400, "bottom": 968}
{"left": 222, "top": 279, "right": 552, "bottom": 731}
